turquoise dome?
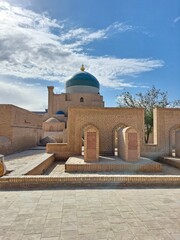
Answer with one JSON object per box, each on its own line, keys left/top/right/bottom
{"left": 66, "top": 67, "right": 100, "bottom": 94}
{"left": 56, "top": 110, "right": 65, "bottom": 115}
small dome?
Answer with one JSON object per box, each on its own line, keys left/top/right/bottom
{"left": 66, "top": 66, "right": 100, "bottom": 94}
{"left": 56, "top": 110, "right": 65, "bottom": 115}
{"left": 45, "top": 117, "right": 60, "bottom": 123}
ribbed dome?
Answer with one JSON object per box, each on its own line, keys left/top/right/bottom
{"left": 45, "top": 117, "right": 60, "bottom": 123}
{"left": 66, "top": 67, "right": 100, "bottom": 94}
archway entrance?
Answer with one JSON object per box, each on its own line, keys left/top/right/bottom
{"left": 113, "top": 124, "right": 126, "bottom": 156}
{"left": 169, "top": 125, "right": 180, "bottom": 157}
{"left": 175, "top": 130, "right": 180, "bottom": 157}
{"left": 81, "top": 128, "right": 85, "bottom": 156}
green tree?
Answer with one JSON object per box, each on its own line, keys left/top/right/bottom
{"left": 117, "top": 86, "right": 180, "bottom": 143}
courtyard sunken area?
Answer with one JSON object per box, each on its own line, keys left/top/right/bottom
{"left": 1, "top": 148, "right": 180, "bottom": 189}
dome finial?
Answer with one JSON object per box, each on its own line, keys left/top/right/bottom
{"left": 80, "top": 64, "right": 85, "bottom": 71}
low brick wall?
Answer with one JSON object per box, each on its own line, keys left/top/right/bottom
{"left": 10, "top": 153, "right": 55, "bottom": 176}
{"left": 65, "top": 156, "right": 162, "bottom": 173}
{"left": 1, "top": 175, "right": 180, "bottom": 189}
{"left": 26, "top": 154, "right": 55, "bottom": 175}
{"left": 65, "top": 162, "right": 162, "bottom": 173}
{"left": 159, "top": 157, "right": 180, "bottom": 169}
{"left": 46, "top": 143, "right": 72, "bottom": 160}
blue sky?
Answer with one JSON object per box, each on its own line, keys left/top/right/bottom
{"left": 0, "top": 0, "right": 179, "bottom": 110}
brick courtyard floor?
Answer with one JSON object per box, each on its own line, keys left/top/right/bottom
{"left": 0, "top": 187, "right": 180, "bottom": 240}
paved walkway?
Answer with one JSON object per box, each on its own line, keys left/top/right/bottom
{"left": 0, "top": 188, "right": 180, "bottom": 240}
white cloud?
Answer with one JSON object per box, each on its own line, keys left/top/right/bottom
{"left": 0, "top": 77, "right": 48, "bottom": 111}
{"left": 60, "top": 22, "right": 133, "bottom": 48}
{"left": 174, "top": 16, "right": 180, "bottom": 23}
{"left": 0, "top": 1, "right": 164, "bottom": 110}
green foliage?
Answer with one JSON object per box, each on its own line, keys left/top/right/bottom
{"left": 117, "top": 86, "right": 180, "bottom": 143}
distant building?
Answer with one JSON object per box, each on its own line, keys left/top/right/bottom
{"left": 0, "top": 104, "right": 42, "bottom": 155}
{"left": 43, "top": 65, "right": 104, "bottom": 143}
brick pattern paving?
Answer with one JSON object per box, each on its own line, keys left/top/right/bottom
{"left": 0, "top": 188, "right": 180, "bottom": 239}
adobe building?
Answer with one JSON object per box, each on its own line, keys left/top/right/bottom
{"left": 0, "top": 104, "right": 42, "bottom": 155}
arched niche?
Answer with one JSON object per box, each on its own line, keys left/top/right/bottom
{"left": 112, "top": 123, "right": 127, "bottom": 156}
{"left": 169, "top": 125, "right": 180, "bottom": 157}
{"left": 80, "top": 97, "right": 84, "bottom": 103}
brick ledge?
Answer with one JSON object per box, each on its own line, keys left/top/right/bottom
{"left": 1, "top": 175, "right": 180, "bottom": 189}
